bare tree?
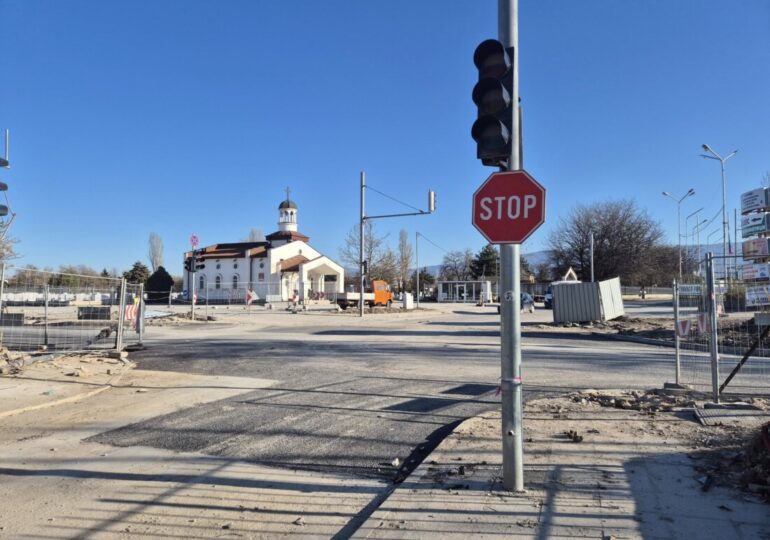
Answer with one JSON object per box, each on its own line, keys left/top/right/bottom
{"left": 0, "top": 234, "right": 19, "bottom": 264}
{"left": 245, "top": 228, "right": 265, "bottom": 242}
{"left": 376, "top": 247, "right": 399, "bottom": 284}
{"left": 148, "top": 232, "right": 164, "bottom": 272}
{"left": 339, "top": 221, "right": 389, "bottom": 277}
{"left": 548, "top": 199, "right": 665, "bottom": 284}
{"left": 439, "top": 249, "right": 474, "bottom": 281}
{"left": 397, "top": 229, "right": 413, "bottom": 291}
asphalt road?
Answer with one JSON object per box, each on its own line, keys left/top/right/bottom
{"left": 92, "top": 304, "right": 685, "bottom": 483}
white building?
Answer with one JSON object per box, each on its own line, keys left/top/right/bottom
{"left": 183, "top": 194, "right": 345, "bottom": 303}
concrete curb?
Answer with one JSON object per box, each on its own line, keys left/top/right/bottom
{"left": 0, "top": 364, "right": 131, "bottom": 419}
{"left": 590, "top": 332, "right": 674, "bottom": 348}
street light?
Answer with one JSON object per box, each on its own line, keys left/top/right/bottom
{"left": 684, "top": 207, "right": 704, "bottom": 268}
{"left": 662, "top": 188, "right": 696, "bottom": 279}
{"left": 689, "top": 218, "right": 709, "bottom": 270}
{"left": 701, "top": 144, "right": 737, "bottom": 278}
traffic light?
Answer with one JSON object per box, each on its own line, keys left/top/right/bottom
{"left": 184, "top": 256, "right": 194, "bottom": 272}
{"left": 471, "top": 39, "right": 513, "bottom": 166}
{"left": 0, "top": 182, "right": 7, "bottom": 217}
{"left": 0, "top": 129, "right": 9, "bottom": 216}
{"left": 195, "top": 261, "right": 205, "bottom": 270}
{"left": 362, "top": 260, "right": 368, "bottom": 275}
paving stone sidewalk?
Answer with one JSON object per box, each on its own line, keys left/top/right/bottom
{"left": 354, "top": 394, "right": 770, "bottom": 540}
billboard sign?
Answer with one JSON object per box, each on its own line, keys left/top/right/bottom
{"left": 742, "top": 213, "right": 770, "bottom": 238}
{"left": 678, "top": 283, "right": 702, "bottom": 296}
{"left": 746, "top": 285, "right": 770, "bottom": 308}
{"left": 743, "top": 263, "right": 770, "bottom": 281}
{"left": 742, "top": 238, "right": 770, "bottom": 260}
{"left": 741, "top": 188, "right": 769, "bottom": 215}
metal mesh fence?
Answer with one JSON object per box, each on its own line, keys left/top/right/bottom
{"left": 195, "top": 280, "right": 340, "bottom": 313}
{"left": 675, "top": 255, "right": 770, "bottom": 397}
{"left": 0, "top": 265, "right": 140, "bottom": 353}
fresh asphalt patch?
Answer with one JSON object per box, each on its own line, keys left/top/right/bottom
{"left": 88, "top": 375, "right": 498, "bottom": 482}
{"left": 87, "top": 336, "right": 505, "bottom": 483}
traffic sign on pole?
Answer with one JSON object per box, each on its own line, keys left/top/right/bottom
{"left": 472, "top": 170, "right": 545, "bottom": 244}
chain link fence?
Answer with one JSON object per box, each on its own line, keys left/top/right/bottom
{"left": 674, "top": 254, "right": 770, "bottom": 398}
{"left": 0, "top": 265, "right": 144, "bottom": 352}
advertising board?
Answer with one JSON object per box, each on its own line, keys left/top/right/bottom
{"left": 742, "top": 238, "right": 770, "bottom": 260}
{"left": 742, "top": 213, "right": 770, "bottom": 238}
{"left": 678, "top": 284, "right": 702, "bottom": 296}
{"left": 741, "top": 188, "right": 769, "bottom": 215}
{"left": 746, "top": 284, "right": 770, "bottom": 308}
{"left": 743, "top": 263, "right": 770, "bottom": 281}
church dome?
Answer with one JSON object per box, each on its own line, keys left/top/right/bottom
{"left": 279, "top": 199, "right": 297, "bottom": 210}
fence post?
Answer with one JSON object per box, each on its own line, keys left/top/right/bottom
{"left": 673, "top": 280, "right": 680, "bottom": 385}
{"left": 0, "top": 263, "right": 5, "bottom": 320}
{"left": 44, "top": 284, "right": 50, "bottom": 348}
{"left": 168, "top": 287, "right": 172, "bottom": 309}
{"left": 116, "top": 278, "right": 127, "bottom": 351}
{"left": 138, "top": 283, "right": 144, "bottom": 346}
{"left": 706, "top": 253, "right": 720, "bottom": 403}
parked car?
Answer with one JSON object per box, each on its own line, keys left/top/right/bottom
{"left": 497, "top": 293, "right": 536, "bottom": 314}
{"left": 544, "top": 288, "right": 553, "bottom": 309}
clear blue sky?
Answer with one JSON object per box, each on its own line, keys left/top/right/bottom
{"left": 1, "top": 0, "right": 769, "bottom": 274}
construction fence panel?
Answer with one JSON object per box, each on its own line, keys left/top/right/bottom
{"left": 121, "top": 282, "right": 145, "bottom": 349}
{"left": 676, "top": 255, "right": 770, "bottom": 397}
{"left": 200, "top": 280, "right": 340, "bottom": 311}
{"left": 0, "top": 265, "right": 126, "bottom": 352}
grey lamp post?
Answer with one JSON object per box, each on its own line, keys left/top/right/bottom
{"left": 663, "top": 189, "right": 696, "bottom": 279}
{"left": 701, "top": 144, "right": 737, "bottom": 278}
{"left": 685, "top": 207, "right": 704, "bottom": 272}
{"left": 691, "top": 218, "right": 708, "bottom": 269}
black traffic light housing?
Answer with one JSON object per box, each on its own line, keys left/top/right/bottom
{"left": 195, "top": 261, "right": 205, "bottom": 271}
{"left": 471, "top": 39, "right": 513, "bottom": 167}
{"left": 184, "top": 256, "right": 194, "bottom": 272}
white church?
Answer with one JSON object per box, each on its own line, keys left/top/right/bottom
{"left": 183, "top": 192, "right": 345, "bottom": 304}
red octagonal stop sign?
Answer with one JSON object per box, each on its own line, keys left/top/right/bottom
{"left": 472, "top": 170, "right": 546, "bottom": 244}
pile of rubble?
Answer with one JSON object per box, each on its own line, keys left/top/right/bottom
{"left": 0, "top": 347, "right": 28, "bottom": 375}
{"left": 569, "top": 388, "right": 699, "bottom": 413}
{"left": 689, "top": 422, "right": 770, "bottom": 502}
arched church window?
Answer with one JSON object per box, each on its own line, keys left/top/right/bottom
{"left": 215, "top": 275, "right": 222, "bottom": 290}
{"left": 233, "top": 274, "right": 239, "bottom": 289}
{"left": 199, "top": 275, "right": 204, "bottom": 290}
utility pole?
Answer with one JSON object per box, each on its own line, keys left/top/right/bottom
{"left": 358, "top": 173, "right": 435, "bottom": 317}
{"left": 589, "top": 232, "right": 595, "bottom": 282}
{"left": 415, "top": 232, "right": 420, "bottom": 309}
{"left": 498, "top": 0, "right": 524, "bottom": 492}
{"left": 359, "top": 171, "right": 366, "bottom": 318}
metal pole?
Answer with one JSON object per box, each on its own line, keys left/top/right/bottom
{"left": 415, "top": 232, "right": 420, "bottom": 309}
{"left": 734, "top": 208, "right": 738, "bottom": 279}
{"left": 0, "top": 263, "right": 6, "bottom": 321}
{"left": 168, "top": 287, "right": 172, "bottom": 309}
{"left": 677, "top": 203, "right": 682, "bottom": 279}
{"left": 719, "top": 158, "right": 728, "bottom": 281}
{"left": 190, "top": 269, "right": 196, "bottom": 321}
{"left": 138, "top": 283, "right": 144, "bottom": 345}
{"left": 706, "top": 253, "right": 720, "bottom": 403}
{"left": 673, "top": 280, "right": 680, "bottom": 385}
{"left": 359, "top": 171, "right": 366, "bottom": 318}
{"left": 44, "top": 284, "right": 49, "bottom": 347}
{"left": 589, "top": 232, "right": 595, "bottom": 282}
{"left": 499, "top": 0, "right": 523, "bottom": 492}
{"left": 116, "top": 278, "right": 127, "bottom": 351}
